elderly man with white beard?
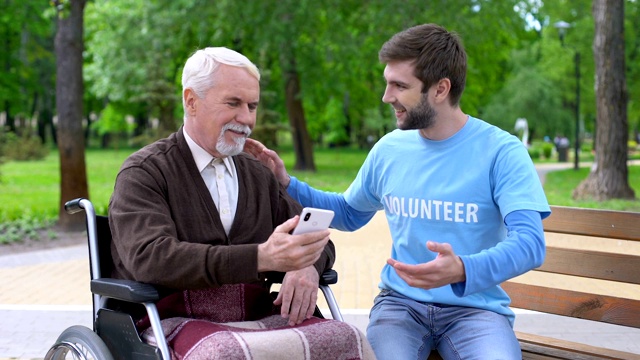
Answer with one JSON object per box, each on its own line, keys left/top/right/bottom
{"left": 108, "top": 47, "right": 335, "bottom": 327}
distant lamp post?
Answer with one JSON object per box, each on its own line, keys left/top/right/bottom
{"left": 554, "top": 20, "right": 580, "bottom": 171}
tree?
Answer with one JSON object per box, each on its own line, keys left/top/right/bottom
{"left": 626, "top": 1, "right": 640, "bottom": 138}
{"left": 55, "top": 0, "right": 89, "bottom": 231}
{"left": 84, "top": 0, "right": 191, "bottom": 139}
{"left": 220, "top": 0, "right": 325, "bottom": 171}
{"left": 573, "top": 0, "right": 634, "bottom": 201}
{"left": 481, "top": 45, "right": 573, "bottom": 139}
{"left": 0, "top": 1, "right": 56, "bottom": 138}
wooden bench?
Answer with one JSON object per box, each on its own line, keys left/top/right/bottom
{"left": 431, "top": 205, "right": 640, "bottom": 359}
{"left": 504, "top": 205, "right": 640, "bottom": 359}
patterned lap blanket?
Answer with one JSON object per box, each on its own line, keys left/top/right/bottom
{"left": 137, "top": 284, "right": 375, "bottom": 360}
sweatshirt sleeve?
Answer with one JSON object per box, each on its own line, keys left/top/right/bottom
{"left": 287, "top": 176, "right": 376, "bottom": 231}
{"left": 452, "top": 209, "right": 546, "bottom": 296}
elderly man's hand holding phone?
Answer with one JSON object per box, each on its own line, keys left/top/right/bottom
{"left": 258, "top": 207, "right": 335, "bottom": 325}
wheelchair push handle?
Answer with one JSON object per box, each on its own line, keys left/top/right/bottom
{"left": 65, "top": 198, "right": 88, "bottom": 214}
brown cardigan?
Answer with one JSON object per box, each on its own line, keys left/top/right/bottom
{"left": 108, "top": 128, "right": 335, "bottom": 290}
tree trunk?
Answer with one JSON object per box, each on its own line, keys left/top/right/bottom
{"left": 37, "top": 103, "right": 54, "bottom": 145}
{"left": 284, "top": 64, "right": 316, "bottom": 171}
{"left": 157, "top": 100, "right": 176, "bottom": 138}
{"left": 3, "top": 17, "right": 15, "bottom": 133}
{"left": 275, "top": 9, "right": 315, "bottom": 171}
{"left": 55, "top": 0, "right": 89, "bottom": 231}
{"left": 573, "top": 0, "right": 634, "bottom": 201}
{"left": 3, "top": 100, "right": 14, "bottom": 132}
{"left": 133, "top": 104, "right": 149, "bottom": 137}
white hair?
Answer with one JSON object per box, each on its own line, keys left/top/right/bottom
{"left": 181, "top": 47, "right": 260, "bottom": 112}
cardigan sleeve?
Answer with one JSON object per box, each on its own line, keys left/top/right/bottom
{"left": 109, "top": 164, "right": 264, "bottom": 289}
{"left": 109, "top": 150, "right": 336, "bottom": 290}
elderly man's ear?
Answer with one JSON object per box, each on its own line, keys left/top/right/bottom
{"left": 183, "top": 89, "right": 198, "bottom": 116}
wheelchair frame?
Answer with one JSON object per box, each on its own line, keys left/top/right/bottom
{"left": 45, "top": 198, "right": 343, "bottom": 360}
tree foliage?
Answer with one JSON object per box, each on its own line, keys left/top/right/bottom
{"left": 81, "top": 0, "right": 535, "bottom": 149}
{"left": 2, "top": 0, "right": 640, "bottom": 215}
{"left": 625, "top": 1, "right": 640, "bottom": 135}
{"left": 3, "top": 0, "right": 639, "bottom": 150}
{"left": 482, "top": 0, "right": 595, "bottom": 141}
{"left": 0, "top": 1, "right": 56, "bottom": 137}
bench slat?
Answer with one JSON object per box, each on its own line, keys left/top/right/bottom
{"left": 507, "top": 206, "right": 640, "bottom": 358}
{"left": 545, "top": 206, "right": 640, "bottom": 241}
{"left": 516, "top": 331, "right": 640, "bottom": 360}
{"left": 503, "top": 282, "right": 640, "bottom": 328}
{"left": 539, "top": 246, "right": 640, "bottom": 284}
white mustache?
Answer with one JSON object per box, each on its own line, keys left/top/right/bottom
{"left": 223, "top": 123, "right": 252, "bottom": 137}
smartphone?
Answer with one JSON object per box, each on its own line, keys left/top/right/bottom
{"left": 291, "top": 207, "right": 335, "bottom": 235}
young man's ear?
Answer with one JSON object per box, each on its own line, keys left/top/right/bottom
{"left": 432, "top": 78, "right": 451, "bottom": 104}
{"left": 183, "top": 89, "right": 198, "bottom": 116}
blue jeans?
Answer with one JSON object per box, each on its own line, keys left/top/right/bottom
{"left": 367, "top": 289, "right": 521, "bottom": 360}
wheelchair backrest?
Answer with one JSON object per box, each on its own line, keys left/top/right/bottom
{"left": 94, "top": 215, "right": 115, "bottom": 280}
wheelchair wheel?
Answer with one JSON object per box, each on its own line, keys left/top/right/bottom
{"left": 45, "top": 325, "right": 114, "bottom": 360}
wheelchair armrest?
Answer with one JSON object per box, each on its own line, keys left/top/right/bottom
{"left": 265, "top": 269, "right": 338, "bottom": 286}
{"left": 91, "top": 278, "right": 160, "bottom": 303}
{"left": 320, "top": 269, "right": 338, "bottom": 285}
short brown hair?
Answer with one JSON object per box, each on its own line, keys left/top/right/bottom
{"left": 379, "top": 24, "right": 467, "bottom": 106}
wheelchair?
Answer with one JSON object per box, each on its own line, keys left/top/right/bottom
{"left": 45, "top": 198, "right": 344, "bottom": 360}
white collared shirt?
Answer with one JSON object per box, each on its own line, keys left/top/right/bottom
{"left": 183, "top": 128, "right": 238, "bottom": 235}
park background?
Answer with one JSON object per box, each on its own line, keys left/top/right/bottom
{"left": 2, "top": 1, "right": 640, "bottom": 357}
{"left": 0, "top": 0, "right": 639, "bottom": 241}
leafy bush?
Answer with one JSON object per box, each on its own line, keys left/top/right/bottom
{"left": 541, "top": 142, "right": 554, "bottom": 159}
{"left": 0, "top": 213, "right": 55, "bottom": 244}
{"left": 1, "top": 131, "right": 49, "bottom": 161}
{"left": 93, "top": 103, "right": 135, "bottom": 137}
{"left": 527, "top": 147, "right": 541, "bottom": 160}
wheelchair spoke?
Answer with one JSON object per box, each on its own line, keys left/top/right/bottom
{"left": 44, "top": 326, "right": 114, "bottom": 360}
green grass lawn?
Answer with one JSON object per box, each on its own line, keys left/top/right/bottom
{"left": 280, "top": 147, "right": 367, "bottom": 193}
{"left": 1, "top": 146, "right": 639, "bottom": 235}
{"left": 0, "top": 147, "right": 367, "bottom": 224}
{"left": 544, "top": 165, "right": 640, "bottom": 211}
{"left": 0, "top": 149, "right": 133, "bottom": 222}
